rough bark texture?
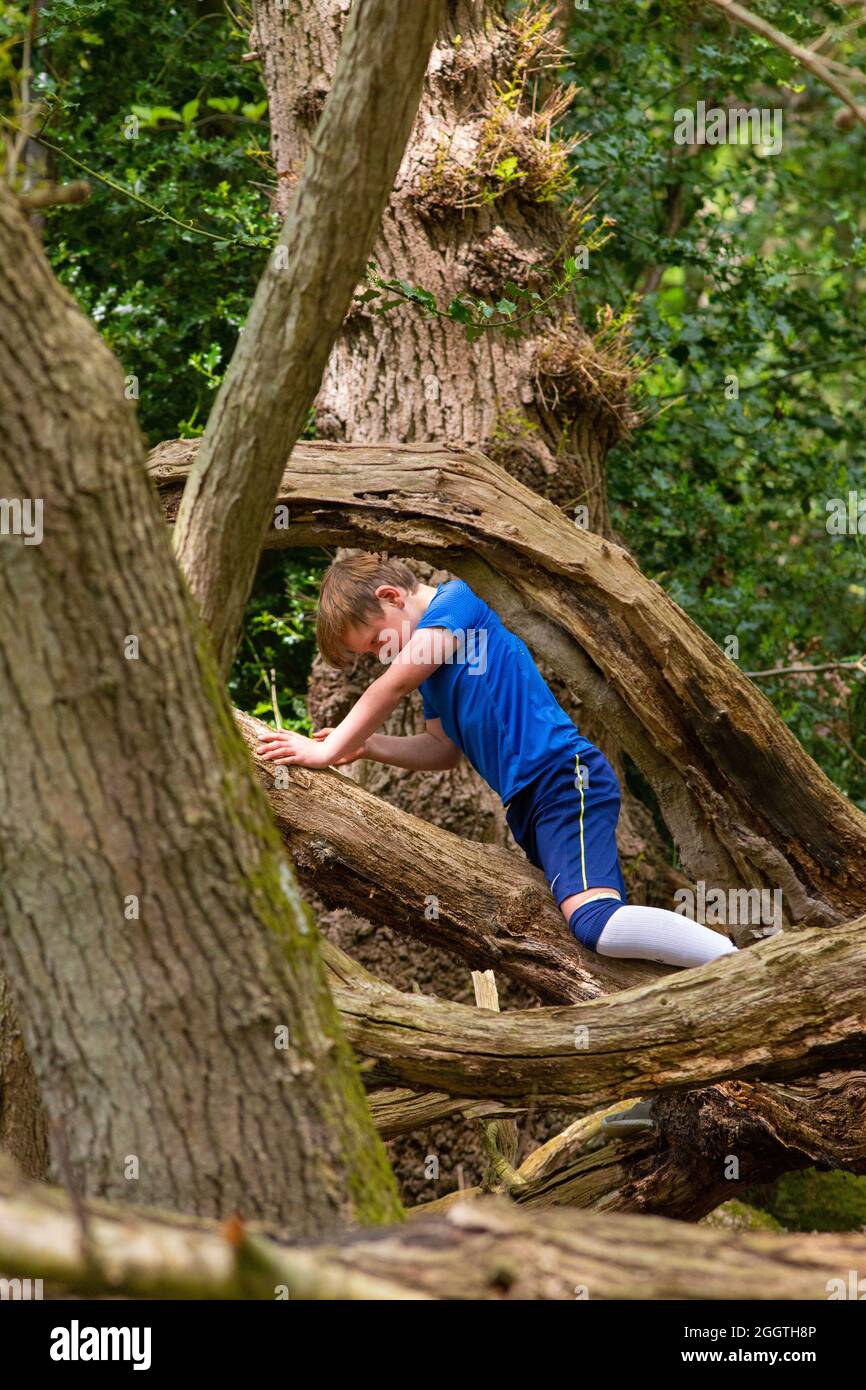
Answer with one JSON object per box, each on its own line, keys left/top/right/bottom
{"left": 2, "top": 1157, "right": 864, "bottom": 1300}
{"left": 409, "top": 1074, "right": 866, "bottom": 1221}
{"left": 253, "top": 0, "right": 631, "bottom": 518}
{"left": 152, "top": 442, "right": 866, "bottom": 929}
{"left": 173, "top": 0, "right": 445, "bottom": 676}
{"left": 0, "top": 185, "right": 401, "bottom": 1234}
{"left": 0, "top": 975, "right": 47, "bottom": 1179}
{"left": 369, "top": 1071, "right": 866, "bottom": 1215}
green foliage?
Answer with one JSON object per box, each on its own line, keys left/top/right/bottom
{"left": 4, "top": 0, "right": 313, "bottom": 719}
{"left": 742, "top": 1168, "right": 866, "bottom": 1233}
{"left": 561, "top": 0, "right": 866, "bottom": 808}
{"left": 228, "top": 552, "right": 326, "bottom": 733}
{"left": 24, "top": 0, "right": 274, "bottom": 444}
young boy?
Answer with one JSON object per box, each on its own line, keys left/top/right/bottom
{"left": 256, "top": 554, "right": 739, "bottom": 968}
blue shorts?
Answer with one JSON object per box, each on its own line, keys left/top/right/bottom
{"left": 505, "top": 743, "right": 628, "bottom": 919}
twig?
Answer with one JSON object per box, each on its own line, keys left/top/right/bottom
{"left": 705, "top": 0, "right": 866, "bottom": 130}
{"left": 744, "top": 655, "right": 866, "bottom": 679}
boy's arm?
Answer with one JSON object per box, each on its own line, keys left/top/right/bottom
{"left": 257, "top": 627, "right": 458, "bottom": 768}
{"left": 366, "top": 719, "right": 462, "bottom": 770}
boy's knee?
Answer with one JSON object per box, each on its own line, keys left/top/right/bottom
{"left": 566, "top": 894, "right": 623, "bottom": 951}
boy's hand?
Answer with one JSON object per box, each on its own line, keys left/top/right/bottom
{"left": 255, "top": 730, "right": 330, "bottom": 768}
{"left": 310, "top": 728, "right": 368, "bottom": 765}
{"left": 255, "top": 728, "right": 368, "bottom": 768}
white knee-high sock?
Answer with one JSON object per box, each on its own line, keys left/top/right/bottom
{"left": 594, "top": 904, "right": 739, "bottom": 967}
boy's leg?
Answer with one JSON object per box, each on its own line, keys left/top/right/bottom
{"left": 526, "top": 746, "right": 627, "bottom": 950}
{"left": 588, "top": 901, "right": 739, "bottom": 966}
{"left": 535, "top": 747, "right": 739, "bottom": 967}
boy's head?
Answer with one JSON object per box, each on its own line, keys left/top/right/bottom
{"left": 316, "top": 553, "right": 420, "bottom": 669}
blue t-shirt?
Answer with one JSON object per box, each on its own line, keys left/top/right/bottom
{"left": 415, "top": 579, "right": 595, "bottom": 804}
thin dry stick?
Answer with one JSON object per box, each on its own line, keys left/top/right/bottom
{"left": 745, "top": 654, "right": 866, "bottom": 679}
{"left": 269, "top": 668, "right": 283, "bottom": 729}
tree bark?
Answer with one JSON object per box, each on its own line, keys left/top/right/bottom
{"left": 314, "top": 897, "right": 866, "bottom": 1220}
{"left": 252, "top": 0, "right": 630, "bottom": 519}
{"left": 251, "top": 0, "right": 657, "bottom": 890}
{"left": 0, "top": 975, "right": 47, "bottom": 1179}
{"left": 152, "top": 441, "right": 866, "bottom": 929}
{"left": 173, "top": 0, "right": 445, "bottom": 676}
{"left": 0, "top": 185, "right": 401, "bottom": 1234}
{"left": 2, "top": 1155, "right": 863, "bottom": 1300}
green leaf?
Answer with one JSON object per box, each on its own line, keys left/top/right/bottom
{"left": 494, "top": 155, "right": 519, "bottom": 180}
{"left": 447, "top": 297, "right": 474, "bottom": 325}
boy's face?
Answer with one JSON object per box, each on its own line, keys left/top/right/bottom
{"left": 342, "top": 586, "right": 412, "bottom": 663}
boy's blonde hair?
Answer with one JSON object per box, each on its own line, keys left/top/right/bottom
{"left": 316, "top": 553, "right": 418, "bottom": 669}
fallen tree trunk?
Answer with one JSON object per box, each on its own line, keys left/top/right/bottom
{"left": 236, "top": 708, "right": 666, "bottom": 1002}
{"left": 2, "top": 1156, "right": 863, "bottom": 1300}
{"left": 325, "top": 941, "right": 866, "bottom": 1217}
{"left": 150, "top": 441, "right": 866, "bottom": 931}
{"left": 397, "top": 1071, "right": 866, "bottom": 1220}
{"left": 330, "top": 916, "right": 866, "bottom": 1106}
{"left": 303, "top": 1070, "right": 866, "bottom": 1202}
{"left": 502, "top": 1073, "right": 866, "bottom": 1220}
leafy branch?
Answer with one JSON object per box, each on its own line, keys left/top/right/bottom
{"left": 0, "top": 115, "right": 270, "bottom": 249}
{"left": 355, "top": 256, "right": 585, "bottom": 342}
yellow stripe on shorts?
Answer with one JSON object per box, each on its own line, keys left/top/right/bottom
{"left": 575, "top": 752, "right": 588, "bottom": 890}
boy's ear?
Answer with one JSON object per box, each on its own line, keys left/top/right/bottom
{"left": 374, "top": 583, "right": 403, "bottom": 606}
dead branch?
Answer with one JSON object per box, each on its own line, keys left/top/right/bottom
{"left": 705, "top": 0, "right": 866, "bottom": 130}
{"left": 1, "top": 1156, "right": 863, "bottom": 1300}
{"left": 332, "top": 917, "right": 866, "bottom": 1106}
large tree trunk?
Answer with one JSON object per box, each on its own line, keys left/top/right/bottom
{"left": 253, "top": 0, "right": 628, "bottom": 517}
{"left": 0, "top": 975, "right": 46, "bottom": 1179}
{"left": 0, "top": 185, "right": 401, "bottom": 1234}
